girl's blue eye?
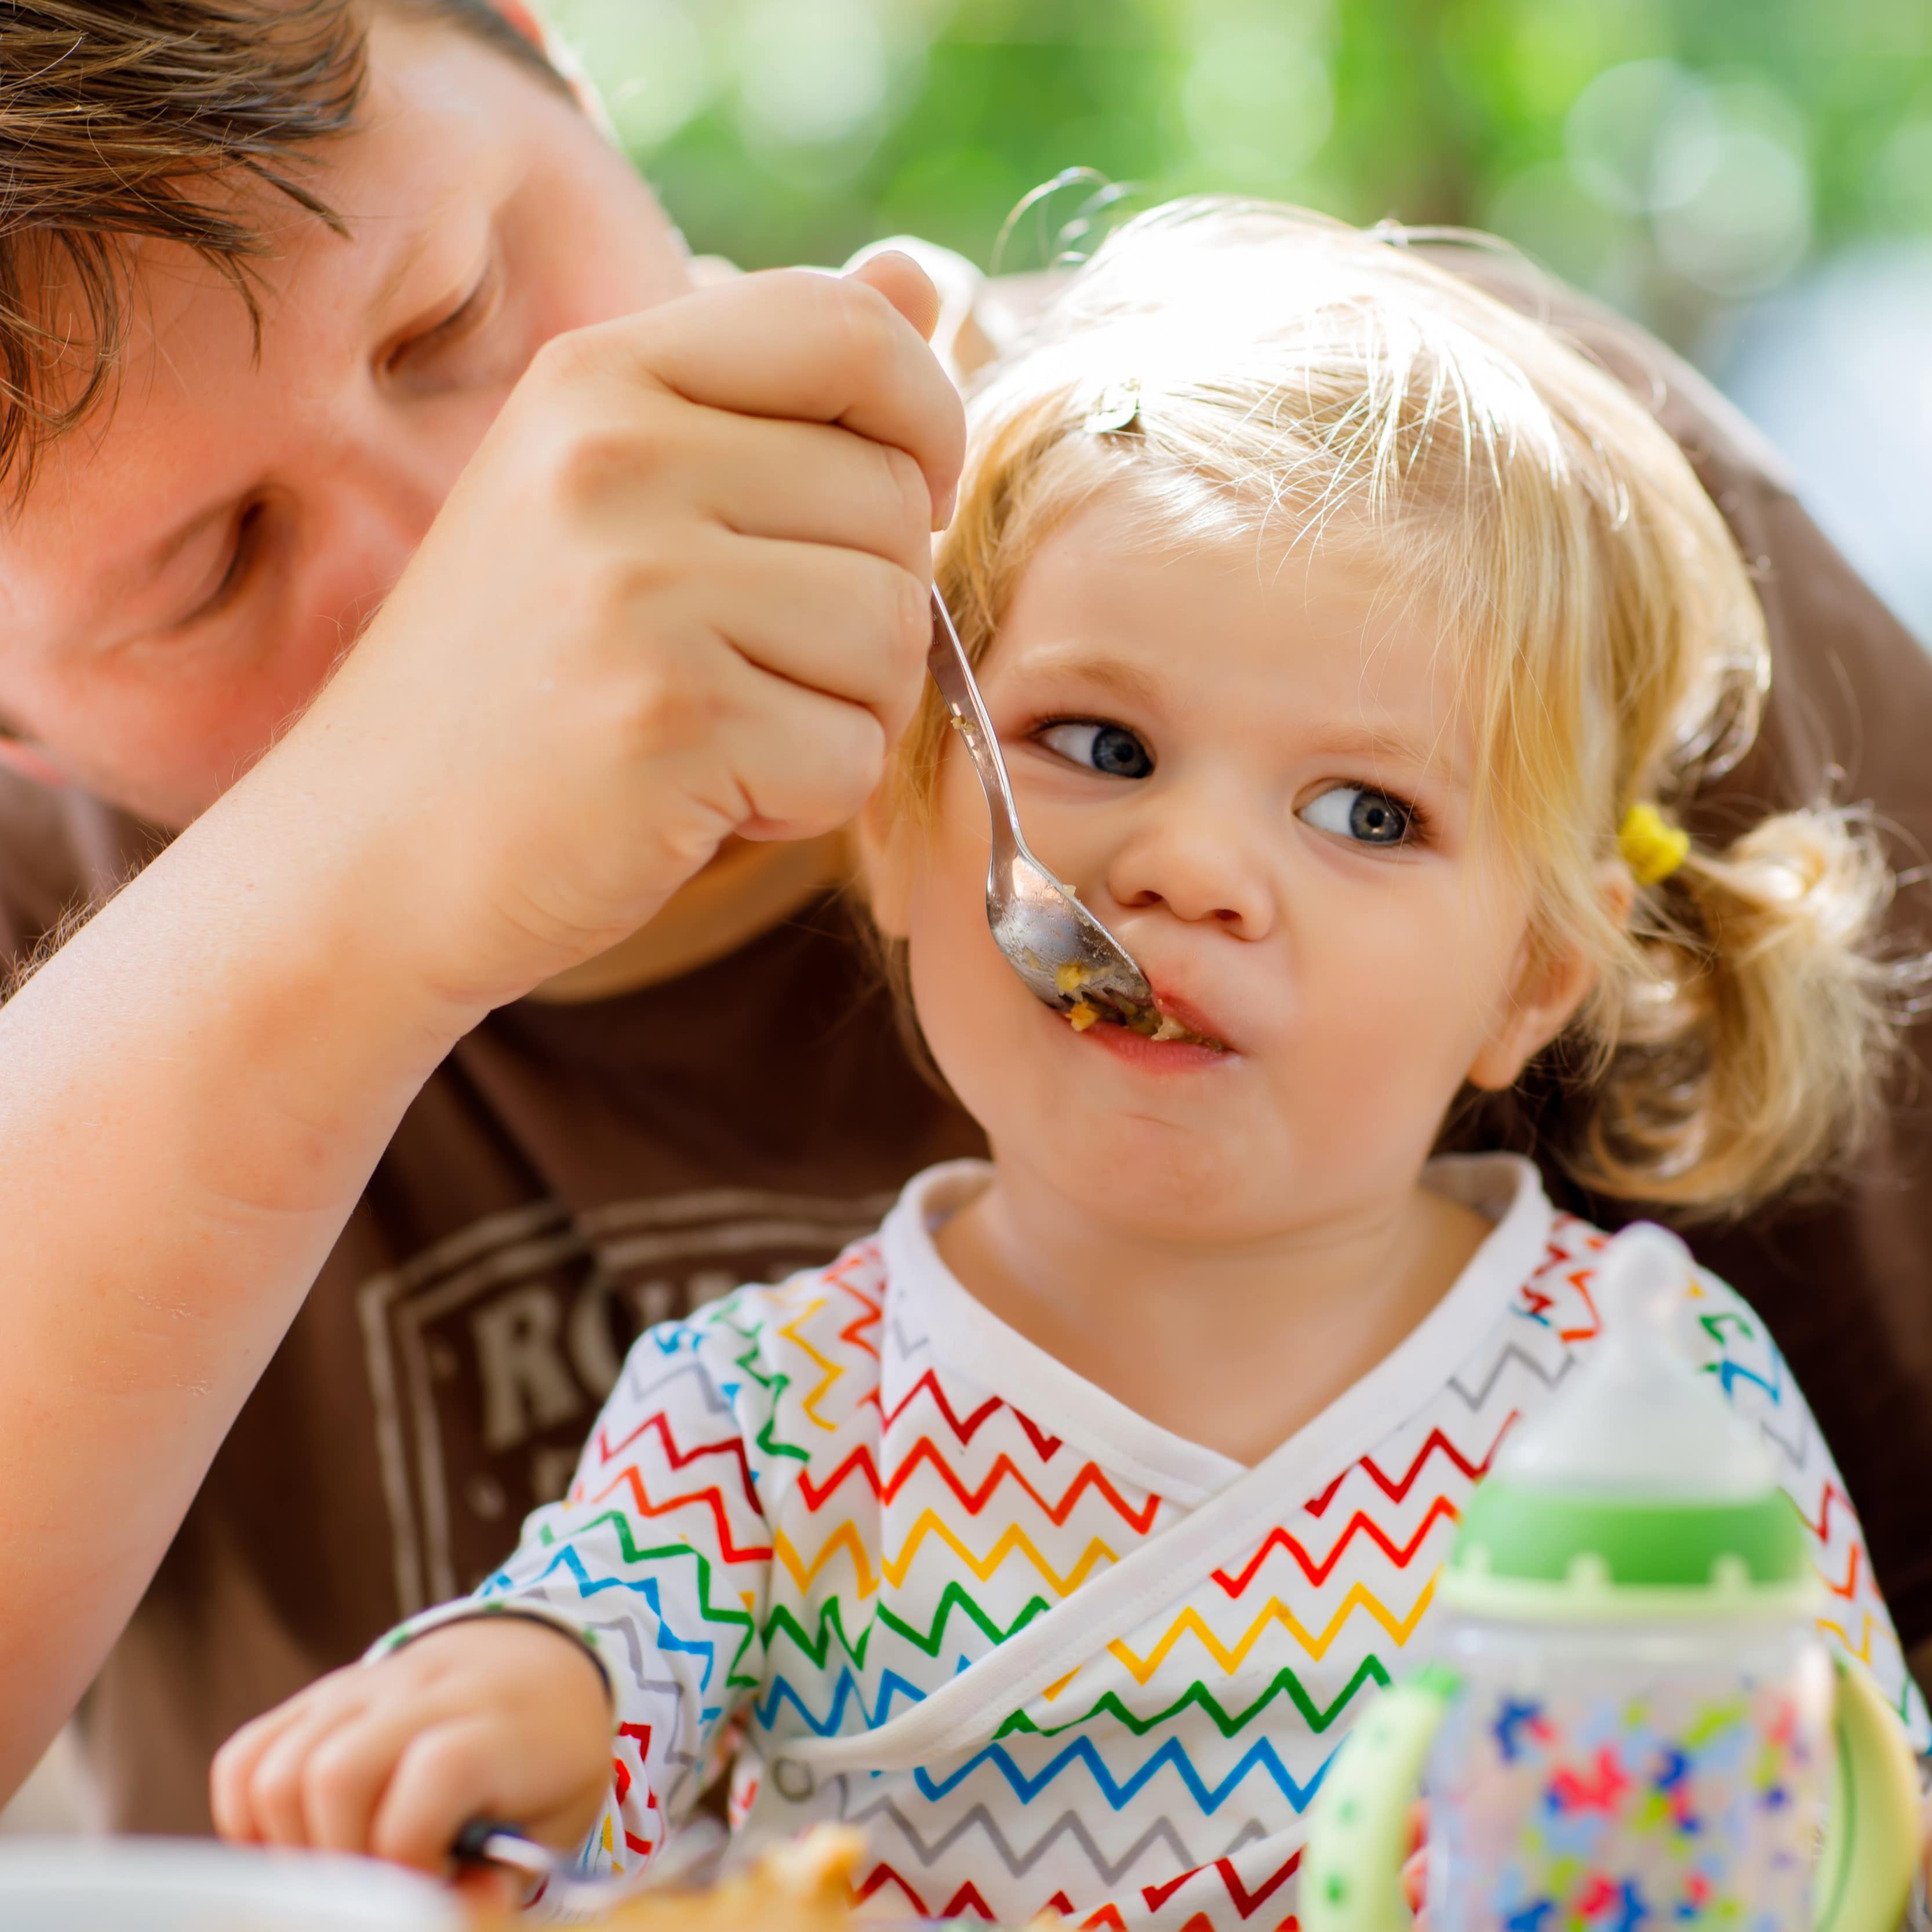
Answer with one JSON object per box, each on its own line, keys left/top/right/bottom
{"left": 1300, "top": 784, "right": 1414, "bottom": 846}
{"left": 1037, "top": 721, "right": 1154, "bottom": 779}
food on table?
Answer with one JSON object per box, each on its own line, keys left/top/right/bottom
{"left": 487, "top": 1827, "right": 865, "bottom": 1932}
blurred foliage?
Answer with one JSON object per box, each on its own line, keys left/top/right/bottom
{"left": 546, "top": 0, "right": 1932, "bottom": 347}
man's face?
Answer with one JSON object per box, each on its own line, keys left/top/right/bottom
{"left": 0, "top": 12, "right": 692, "bottom": 828}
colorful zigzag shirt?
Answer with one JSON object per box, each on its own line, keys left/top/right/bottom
{"left": 390, "top": 1155, "right": 1927, "bottom": 1927}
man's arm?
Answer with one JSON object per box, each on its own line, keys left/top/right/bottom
{"left": 0, "top": 257, "right": 962, "bottom": 1800}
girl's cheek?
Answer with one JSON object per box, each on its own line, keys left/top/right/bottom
{"left": 906, "top": 834, "right": 996, "bottom": 1018}
{"left": 905, "top": 820, "right": 1053, "bottom": 1111}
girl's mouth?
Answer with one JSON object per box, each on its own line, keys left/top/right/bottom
{"left": 1079, "top": 1009, "right": 1232, "bottom": 1072}
{"left": 1057, "top": 975, "right": 1231, "bottom": 1056}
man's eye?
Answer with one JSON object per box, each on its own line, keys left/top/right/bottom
{"left": 1036, "top": 721, "right": 1154, "bottom": 778}
{"left": 180, "top": 500, "right": 268, "bottom": 628}
{"left": 1299, "top": 784, "right": 1414, "bottom": 846}
{"left": 385, "top": 257, "right": 501, "bottom": 379}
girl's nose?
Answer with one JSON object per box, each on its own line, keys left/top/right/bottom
{"left": 1100, "top": 794, "right": 1279, "bottom": 940}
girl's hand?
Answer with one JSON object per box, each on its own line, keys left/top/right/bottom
{"left": 210, "top": 1618, "right": 612, "bottom": 1873}
{"left": 266, "top": 251, "right": 963, "bottom": 1023}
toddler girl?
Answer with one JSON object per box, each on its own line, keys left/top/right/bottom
{"left": 213, "top": 203, "right": 1926, "bottom": 1925}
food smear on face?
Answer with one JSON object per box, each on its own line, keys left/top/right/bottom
{"left": 1067, "top": 1000, "right": 1103, "bottom": 1032}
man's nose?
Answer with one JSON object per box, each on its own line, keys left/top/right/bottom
{"left": 335, "top": 425, "right": 463, "bottom": 553}
{"left": 314, "top": 414, "right": 479, "bottom": 617}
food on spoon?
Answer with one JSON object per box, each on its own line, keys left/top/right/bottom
{"left": 1120, "top": 1005, "right": 1221, "bottom": 1047}
{"left": 1047, "top": 949, "right": 1224, "bottom": 1049}
{"left": 1061, "top": 992, "right": 1224, "bottom": 1049}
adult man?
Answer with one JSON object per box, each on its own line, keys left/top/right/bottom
{"left": 0, "top": 0, "right": 974, "bottom": 1818}
{"left": 1, "top": 0, "right": 1928, "bottom": 1833}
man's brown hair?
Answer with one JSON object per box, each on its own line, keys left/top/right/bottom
{"left": 0, "top": 1, "right": 565, "bottom": 494}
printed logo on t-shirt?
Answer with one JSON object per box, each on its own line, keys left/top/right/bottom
{"left": 355, "top": 1188, "right": 892, "bottom": 1612}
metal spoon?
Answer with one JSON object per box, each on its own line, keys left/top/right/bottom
{"left": 926, "top": 589, "right": 1159, "bottom": 1030}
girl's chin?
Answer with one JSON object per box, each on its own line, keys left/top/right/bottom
{"left": 1020, "top": 1144, "right": 1278, "bottom": 1245}
{"left": 982, "top": 1081, "right": 1270, "bottom": 1221}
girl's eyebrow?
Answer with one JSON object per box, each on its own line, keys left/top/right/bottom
{"left": 1308, "top": 721, "right": 1464, "bottom": 785}
{"left": 1009, "top": 646, "right": 1165, "bottom": 708}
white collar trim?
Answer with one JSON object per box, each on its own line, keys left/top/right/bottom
{"left": 877, "top": 1154, "right": 1554, "bottom": 1511}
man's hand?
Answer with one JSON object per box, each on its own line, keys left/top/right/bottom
{"left": 280, "top": 251, "right": 963, "bottom": 1017}
{"left": 211, "top": 1618, "right": 613, "bottom": 1873}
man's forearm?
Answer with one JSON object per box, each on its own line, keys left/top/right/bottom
{"left": 0, "top": 769, "right": 478, "bottom": 1800}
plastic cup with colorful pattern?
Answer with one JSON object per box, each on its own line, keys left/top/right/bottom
{"left": 1301, "top": 1224, "right": 1921, "bottom": 1932}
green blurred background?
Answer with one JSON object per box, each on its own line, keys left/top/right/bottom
{"left": 547, "top": 0, "right": 1929, "bottom": 337}
{"left": 545, "top": 0, "right": 1932, "bottom": 636}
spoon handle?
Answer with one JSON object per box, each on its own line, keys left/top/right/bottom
{"left": 452, "top": 1815, "right": 726, "bottom": 1915}
{"left": 926, "top": 590, "right": 1027, "bottom": 869}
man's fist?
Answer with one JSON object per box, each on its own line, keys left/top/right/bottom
{"left": 272, "top": 255, "right": 965, "bottom": 1017}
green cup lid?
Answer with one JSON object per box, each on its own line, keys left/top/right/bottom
{"left": 1443, "top": 1224, "right": 1818, "bottom": 1618}
{"left": 1451, "top": 1476, "right": 1810, "bottom": 1588}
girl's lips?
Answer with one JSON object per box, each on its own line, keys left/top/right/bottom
{"left": 1057, "top": 983, "right": 1236, "bottom": 1071}
{"left": 1087, "top": 1020, "right": 1232, "bottom": 1074}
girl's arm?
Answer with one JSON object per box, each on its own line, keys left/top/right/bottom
{"left": 211, "top": 1293, "right": 780, "bottom": 1871}
{"left": 0, "top": 257, "right": 958, "bottom": 1803}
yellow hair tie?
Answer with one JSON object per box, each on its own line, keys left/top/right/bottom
{"left": 1619, "top": 802, "right": 1690, "bottom": 886}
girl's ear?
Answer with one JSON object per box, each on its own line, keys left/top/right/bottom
{"left": 856, "top": 782, "right": 919, "bottom": 940}
{"left": 1465, "top": 937, "right": 1596, "bottom": 1092}
{"left": 1465, "top": 865, "right": 1632, "bottom": 1092}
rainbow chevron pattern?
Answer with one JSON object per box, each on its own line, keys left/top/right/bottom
{"left": 392, "top": 1157, "right": 1926, "bottom": 1930}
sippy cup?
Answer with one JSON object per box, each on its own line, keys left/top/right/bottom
{"left": 1303, "top": 1224, "right": 1921, "bottom": 1932}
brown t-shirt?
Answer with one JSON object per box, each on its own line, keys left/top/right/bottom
{"left": 0, "top": 807, "right": 983, "bottom": 1831}
{"left": 5, "top": 279, "right": 1931, "bottom": 1833}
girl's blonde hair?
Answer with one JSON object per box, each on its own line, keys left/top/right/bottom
{"left": 888, "top": 199, "right": 1911, "bottom": 1219}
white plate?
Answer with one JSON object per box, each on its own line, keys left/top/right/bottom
{"left": 0, "top": 1838, "right": 463, "bottom": 1931}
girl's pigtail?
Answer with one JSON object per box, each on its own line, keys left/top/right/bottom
{"left": 1582, "top": 805, "right": 1913, "bottom": 1215}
